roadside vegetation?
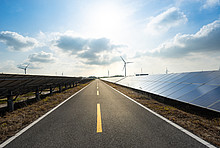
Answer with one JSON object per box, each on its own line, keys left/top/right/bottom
{"left": 0, "top": 82, "right": 91, "bottom": 144}
{"left": 104, "top": 81, "right": 220, "bottom": 147}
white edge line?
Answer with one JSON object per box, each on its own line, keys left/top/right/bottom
{"left": 0, "top": 83, "right": 92, "bottom": 148}
{"left": 103, "top": 81, "right": 216, "bottom": 148}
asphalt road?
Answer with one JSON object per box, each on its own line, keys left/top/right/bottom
{"left": 4, "top": 79, "right": 208, "bottom": 148}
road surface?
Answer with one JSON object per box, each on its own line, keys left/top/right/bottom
{"left": 4, "top": 80, "right": 209, "bottom": 147}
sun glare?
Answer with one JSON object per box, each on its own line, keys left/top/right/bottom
{"left": 87, "top": 3, "right": 127, "bottom": 38}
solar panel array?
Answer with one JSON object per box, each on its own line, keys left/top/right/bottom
{"left": 102, "top": 71, "right": 220, "bottom": 113}
{"left": 0, "top": 74, "right": 83, "bottom": 99}
{"left": 101, "top": 77, "right": 125, "bottom": 83}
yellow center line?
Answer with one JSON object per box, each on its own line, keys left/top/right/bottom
{"left": 97, "top": 90, "right": 99, "bottom": 95}
{"left": 97, "top": 104, "right": 102, "bottom": 133}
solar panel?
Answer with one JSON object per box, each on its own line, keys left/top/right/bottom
{"left": 177, "top": 84, "right": 218, "bottom": 102}
{"left": 184, "top": 71, "right": 214, "bottom": 83}
{"left": 101, "top": 77, "right": 124, "bottom": 83}
{"left": 141, "top": 74, "right": 168, "bottom": 89}
{"left": 173, "top": 72, "right": 200, "bottom": 83}
{"left": 0, "top": 74, "right": 83, "bottom": 99}
{"left": 144, "top": 74, "right": 177, "bottom": 92}
{"left": 149, "top": 74, "right": 181, "bottom": 93}
{"left": 159, "top": 72, "right": 213, "bottom": 97}
{"left": 158, "top": 83, "right": 187, "bottom": 97}
{"left": 191, "top": 86, "right": 220, "bottom": 107}
{"left": 158, "top": 83, "right": 180, "bottom": 95}
{"left": 209, "top": 100, "right": 220, "bottom": 111}
{"left": 167, "top": 83, "right": 202, "bottom": 99}
{"left": 206, "top": 75, "right": 220, "bottom": 85}
{"left": 102, "top": 70, "right": 220, "bottom": 112}
{"left": 155, "top": 73, "right": 189, "bottom": 94}
{"left": 167, "top": 71, "right": 220, "bottom": 99}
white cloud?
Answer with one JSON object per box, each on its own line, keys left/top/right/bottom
{"left": 0, "top": 31, "right": 38, "bottom": 51}
{"left": 28, "top": 51, "right": 55, "bottom": 63}
{"left": 55, "top": 36, "right": 87, "bottom": 53}
{"left": 52, "top": 34, "right": 126, "bottom": 65}
{"left": 145, "top": 7, "right": 187, "bottom": 35}
{"left": 0, "top": 60, "right": 18, "bottom": 73}
{"left": 202, "top": 0, "right": 220, "bottom": 9}
{"left": 146, "top": 19, "right": 220, "bottom": 58}
{"left": 17, "top": 51, "right": 56, "bottom": 71}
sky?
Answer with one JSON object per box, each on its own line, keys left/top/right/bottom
{"left": 0, "top": 0, "right": 220, "bottom": 77}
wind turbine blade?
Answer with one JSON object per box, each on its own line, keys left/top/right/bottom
{"left": 126, "top": 62, "right": 133, "bottom": 64}
{"left": 25, "top": 63, "right": 30, "bottom": 68}
{"left": 18, "top": 67, "right": 25, "bottom": 70}
{"left": 120, "top": 56, "right": 126, "bottom": 63}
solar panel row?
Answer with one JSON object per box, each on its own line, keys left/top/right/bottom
{"left": 102, "top": 71, "right": 220, "bottom": 112}
{"left": 0, "top": 74, "right": 83, "bottom": 99}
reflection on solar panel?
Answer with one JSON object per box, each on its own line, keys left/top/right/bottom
{"left": 102, "top": 71, "right": 220, "bottom": 113}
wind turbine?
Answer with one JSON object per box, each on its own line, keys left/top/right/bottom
{"left": 166, "top": 67, "right": 169, "bottom": 74}
{"left": 120, "top": 56, "right": 133, "bottom": 77}
{"left": 18, "top": 63, "right": 30, "bottom": 74}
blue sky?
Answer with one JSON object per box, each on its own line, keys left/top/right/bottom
{"left": 0, "top": 0, "right": 220, "bottom": 76}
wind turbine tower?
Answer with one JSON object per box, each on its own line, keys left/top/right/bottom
{"left": 166, "top": 67, "right": 169, "bottom": 74}
{"left": 120, "top": 56, "right": 133, "bottom": 77}
{"left": 18, "top": 64, "right": 30, "bottom": 74}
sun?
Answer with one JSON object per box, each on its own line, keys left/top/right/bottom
{"left": 94, "top": 6, "right": 121, "bottom": 29}
{"left": 87, "top": 3, "right": 127, "bottom": 38}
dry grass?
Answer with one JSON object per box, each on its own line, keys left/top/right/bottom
{"left": 105, "top": 81, "right": 220, "bottom": 147}
{"left": 0, "top": 91, "right": 50, "bottom": 104}
{"left": 0, "top": 82, "right": 91, "bottom": 144}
